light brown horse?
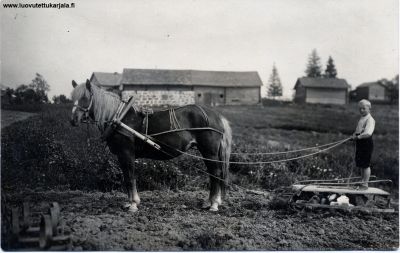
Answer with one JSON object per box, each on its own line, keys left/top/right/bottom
{"left": 70, "top": 80, "right": 232, "bottom": 212}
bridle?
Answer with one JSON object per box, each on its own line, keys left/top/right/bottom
{"left": 72, "top": 92, "right": 94, "bottom": 123}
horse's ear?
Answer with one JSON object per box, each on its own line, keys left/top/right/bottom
{"left": 86, "top": 79, "right": 91, "bottom": 92}
{"left": 72, "top": 80, "right": 78, "bottom": 88}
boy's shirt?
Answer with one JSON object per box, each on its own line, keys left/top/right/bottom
{"left": 355, "top": 114, "right": 375, "bottom": 136}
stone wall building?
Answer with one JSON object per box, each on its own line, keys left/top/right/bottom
{"left": 91, "top": 68, "right": 262, "bottom": 106}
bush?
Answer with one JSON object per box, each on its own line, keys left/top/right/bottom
{"left": 262, "top": 98, "right": 292, "bottom": 107}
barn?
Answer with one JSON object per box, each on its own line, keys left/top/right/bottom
{"left": 91, "top": 68, "right": 262, "bottom": 106}
{"left": 90, "top": 72, "right": 122, "bottom": 94}
{"left": 353, "top": 82, "right": 390, "bottom": 102}
{"left": 293, "top": 77, "right": 350, "bottom": 105}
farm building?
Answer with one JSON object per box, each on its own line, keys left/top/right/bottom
{"left": 91, "top": 69, "right": 262, "bottom": 106}
{"left": 352, "top": 82, "right": 390, "bottom": 102}
{"left": 90, "top": 72, "right": 122, "bottom": 94}
{"left": 293, "top": 77, "right": 350, "bottom": 105}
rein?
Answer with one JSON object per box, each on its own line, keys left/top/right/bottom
{"left": 149, "top": 136, "right": 351, "bottom": 165}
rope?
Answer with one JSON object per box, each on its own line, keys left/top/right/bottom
{"left": 231, "top": 139, "right": 347, "bottom": 155}
{"left": 153, "top": 137, "right": 350, "bottom": 165}
{"left": 172, "top": 109, "right": 181, "bottom": 129}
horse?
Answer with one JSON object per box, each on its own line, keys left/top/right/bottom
{"left": 70, "top": 79, "right": 232, "bottom": 212}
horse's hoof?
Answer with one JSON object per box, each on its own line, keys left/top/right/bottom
{"left": 209, "top": 204, "right": 219, "bottom": 212}
{"left": 122, "top": 203, "right": 138, "bottom": 212}
{"left": 201, "top": 201, "right": 211, "bottom": 209}
{"left": 127, "top": 204, "right": 138, "bottom": 213}
{"left": 122, "top": 203, "right": 131, "bottom": 209}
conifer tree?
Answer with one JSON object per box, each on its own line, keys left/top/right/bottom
{"left": 324, "top": 56, "right": 337, "bottom": 78}
{"left": 267, "top": 64, "right": 283, "bottom": 98}
{"left": 305, "top": 49, "right": 322, "bottom": 78}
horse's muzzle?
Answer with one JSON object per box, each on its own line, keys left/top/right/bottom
{"left": 70, "top": 119, "right": 78, "bottom": 126}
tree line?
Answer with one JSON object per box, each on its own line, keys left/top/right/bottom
{"left": 265, "top": 49, "right": 398, "bottom": 103}
{"left": 266, "top": 49, "right": 339, "bottom": 98}
{"left": 2, "top": 73, "right": 71, "bottom": 105}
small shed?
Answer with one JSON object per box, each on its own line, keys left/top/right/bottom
{"left": 354, "top": 82, "right": 390, "bottom": 102}
{"left": 294, "top": 77, "right": 350, "bottom": 105}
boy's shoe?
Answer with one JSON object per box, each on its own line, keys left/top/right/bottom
{"left": 354, "top": 185, "right": 368, "bottom": 190}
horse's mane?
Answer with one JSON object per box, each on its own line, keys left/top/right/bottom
{"left": 71, "top": 83, "right": 121, "bottom": 130}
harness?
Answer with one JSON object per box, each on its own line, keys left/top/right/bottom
{"left": 72, "top": 92, "right": 93, "bottom": 122}
{"left": 100, "top": 98, "right": 224, "bottom": 148}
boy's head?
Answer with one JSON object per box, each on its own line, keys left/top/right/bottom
{"left": 358, "top": 99, "right": 371, "bottom": 116}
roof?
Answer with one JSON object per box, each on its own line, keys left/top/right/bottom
{"left": 121, "top": 69, "right": 263, "bottom": 87}
{"left": 90, "top": 72, "right": 122, "bottom": 87}
{"left": 357, "top": 82, "right": 388, "bottom": 89}
{"left": 294, "top": 77, "right": 350, "bottom": 89}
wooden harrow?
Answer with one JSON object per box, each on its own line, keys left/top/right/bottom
{"left": 287, "top": 176, "right": 396, "bottom": 213}
{"left": 10, "top": 202, "right": 72, "bottom": 250}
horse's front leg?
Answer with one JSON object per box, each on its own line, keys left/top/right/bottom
{"left": 118, "top": 152, "right": 140, "bottom": 212}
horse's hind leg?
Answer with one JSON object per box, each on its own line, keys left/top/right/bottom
{"left": 118, "top": 151, "right": 140, "bottom": 212}
{"left": 202, "top": 158, "right": 223, "bottom": 212}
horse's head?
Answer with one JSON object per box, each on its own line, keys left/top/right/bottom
{"left": 70, "top": 79, "right": 93, "bottom": 126}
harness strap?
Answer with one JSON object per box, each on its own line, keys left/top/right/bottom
{"left": 169, "top": 108, "right": 181, "bottom": 130}
{"left": 101, "top": 97, "right": 222, "bottom": 143}
{"left": 169, "top": 109, "right": 173, "bottom": 130}
{"left": 115, "top": 102, "right": 125, "bottom": 119}
{"left": 145, "top": 111, "right": 149, "bottom": 135}
{"left": 172, "top": 109, "right": 181, "bottom": 129}
{"left": 194, "top": 105, "right": 209, "bottom": 126}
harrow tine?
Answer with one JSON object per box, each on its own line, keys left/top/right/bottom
{"left": 22, "top": 202, "right": 31, "bottom": 229}
{"left": 39, "top": 214, "right": 53, "bottom": 249}
{"left": 49, "top": 207, "right": 60, "bottom": 234}
{"left": 11, "top": 207, "right": 20, "bottom": 236}
{"left": 51, "top": 202, "right": 60, "bottom": 213}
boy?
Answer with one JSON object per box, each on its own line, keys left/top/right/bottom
{"left": 351, "top": 99, "right": 375, "bottom": 189}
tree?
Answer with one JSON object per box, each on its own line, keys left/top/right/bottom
{"left": 324, "top": 56, "right": 337, "bottom": 78}
{"left": 267, "top": 64, "right": 283, "bottom": 98}
{"left": 29, "top": 73, "right": 50, "bottom": 103}
{"left": 386, "top": 75, "right": 399, "bottom": 104}
{"left": 1, "top": 87, "right": 15, "bottom": 105}
{"left": 305, "top": 49, "right": 322, "bottom": 78}
{"left": 52, "top": 94, "right": 72, "bottom": 104}
{"left": 15, "top": 84, "right": 38, "bottom": 104}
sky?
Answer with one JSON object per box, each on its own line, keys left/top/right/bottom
{"left": 1, "top": 0, "right": 398, "bottom": 99}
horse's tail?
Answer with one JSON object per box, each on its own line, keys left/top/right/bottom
{"left": 219, "top": 116, "right": 232, "bottom": 196}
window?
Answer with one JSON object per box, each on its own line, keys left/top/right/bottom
{"left": 220, "top": 94, "right": 224, "bottom": 98}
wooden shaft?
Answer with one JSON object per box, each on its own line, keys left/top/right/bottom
{"left": 119, "top": 122, "right": 161, "bottom": 150}
{"left": 116, "top": 97, "right": 136, "bottom": 122}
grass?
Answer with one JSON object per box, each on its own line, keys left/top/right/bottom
{"left": 216, "top": 102, "right": 399, "bottom": 191}
{"left": 1, "top": 102, "right": 398, "bottom": 194}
